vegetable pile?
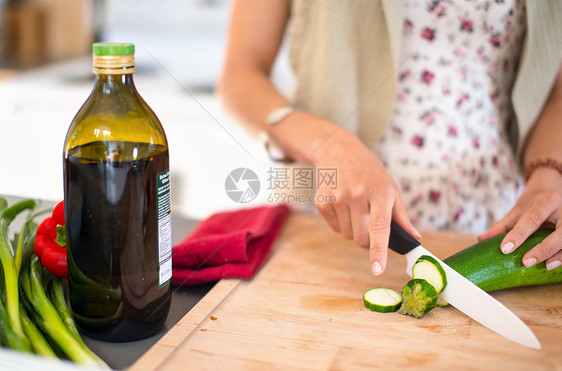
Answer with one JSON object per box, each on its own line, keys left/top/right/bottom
{"left": 364, "top": 229, "right": 562, "bottom": 318}
{"left": 0, "top": 198, "right": 106, "bottom": 367}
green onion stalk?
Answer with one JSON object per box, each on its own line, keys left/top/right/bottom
{"left": 0, "top": 199, "right": 36, "bottom": 351}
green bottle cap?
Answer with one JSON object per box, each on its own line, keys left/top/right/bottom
{"left": 92, "top": 42, "right": 135, "bottom": 56}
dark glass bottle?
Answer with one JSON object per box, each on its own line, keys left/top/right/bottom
{"left": 63, "top": 43, "right": 172, "bottom": 341}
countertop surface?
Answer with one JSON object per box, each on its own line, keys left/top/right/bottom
{"left": 130, "top": 213, "right": 562, "bottom": 370}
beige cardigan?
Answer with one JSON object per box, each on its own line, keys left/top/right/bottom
{"left": 289, "top": 0, "right": 562, "bottom": 166}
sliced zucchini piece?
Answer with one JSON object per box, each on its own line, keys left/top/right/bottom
{"left": 412, "top": 255, "right": 447, "bottom": 293}
{"left": 399, "top": 279, "right": 438, "bottom": 318}
{"left": 436, "top": 295, "right": 449, "bottom": 307}
{"left": 363, "top": 288, "right": 402, "bottom": 313}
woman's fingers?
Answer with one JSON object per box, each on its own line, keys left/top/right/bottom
{"left": 308, "top": 133, "right": 418, "bottom": 276}
{"left": 315, "top": 192, "right": 340, "bottom": 233}
{"left": 522, "top": 216, "right": 562, "bottom": 267}
{"left": 367, "top": 186, "right": 394, "bottom": 276}
{"left": 333, "top": 193, "right": 353, "bottom": 240}
{"left": 317, "top": 174, "right": 418, "bottom": 277}
{"left": 500, "top": 191, "right": 562, "bottom": 257}
{"left": 367, "top": 189, "right": 421, "bottom": 276}
{"left": 478, "top": 210, "right": 520, "bottom": 241}
{"left": 545, "top": 250, "right": 562, "bottom": 270}
{"left": 500, "top": 192, "right": 562, "bottom": 267}
{"left": 348, "top": 185, "right": 371, "bottom": 248}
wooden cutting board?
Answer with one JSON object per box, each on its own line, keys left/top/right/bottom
{"left": 132, "top": 213, "right": 562, "bottom": 370}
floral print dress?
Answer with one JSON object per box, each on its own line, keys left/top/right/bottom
{"left": 374, "top": 0, "right": 527, "bottom": 234}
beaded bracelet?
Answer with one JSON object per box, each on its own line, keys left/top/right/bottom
{"left": 524, "top": 158, "right": 562, "bottom": 182}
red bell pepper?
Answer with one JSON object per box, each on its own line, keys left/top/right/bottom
{"left": 34, "top": 201, "right": 67, "bottom": 279}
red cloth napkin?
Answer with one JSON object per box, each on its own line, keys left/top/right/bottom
{"left": 172, "top": 204, "right": 290, "bottom": 285}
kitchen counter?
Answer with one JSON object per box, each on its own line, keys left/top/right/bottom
{"left": 127, "top": 213, "right": 562, "bottom": 370}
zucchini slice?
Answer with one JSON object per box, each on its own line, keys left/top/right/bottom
{"left": 399, "top": 279, "right": 438, "bottom": 318}
{"left": 363, "top": 288, "right": 402, "bottom": 313}
{"left": 436, "top": 295, "right": 449, "bottom": 307}
{"left": 412, "top": 255, "right": 447, "bottom": 293}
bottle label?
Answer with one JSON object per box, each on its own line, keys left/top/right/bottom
{"left": 157, "top": 169, "right": 172, "bottom": 288}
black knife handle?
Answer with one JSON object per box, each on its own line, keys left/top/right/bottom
{"left": 388, "top": 221, "right": 420, "bottom": 255}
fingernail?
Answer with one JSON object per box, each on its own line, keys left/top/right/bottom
{"left": 372, "top": 261, "right": 383, "bottom": 276}
{"left": 501, "top": 242, "right": 515, "bottom": 254}
{"left": 523, "top": 257, "right": 537, "bottom": 268}
{"left": 413, "top": 228, "right": 422, "bottom": 240}
{"left": 546, "top": 260, "right": 561, "bottom": 270}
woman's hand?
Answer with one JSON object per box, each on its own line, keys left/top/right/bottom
{"left": 267, "top": 111, "right": 420, "bottom": 276}
{"left": 305, "top": 124, "right": 421, "bottom": 275}
{"left": 480, "top": 62, "right": 562, "bottom": 270}
{"left": 218, "top": 0, "right": 421, "bottom": 276}
{"left": 268, "top": 112, "right": 421, "bottom": 276}
{"left": 479, "top": 168, "right": 562, "bottom": 270}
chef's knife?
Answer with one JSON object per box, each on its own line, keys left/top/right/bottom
{"left": 388, "top": 221, "right": 541, "bottom": 349}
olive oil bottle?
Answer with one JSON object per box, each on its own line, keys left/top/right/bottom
{"left": 63, "top": 43, "right": 172, "bottom": 341}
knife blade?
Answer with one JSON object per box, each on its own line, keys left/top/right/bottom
{"left": 388, "top": 221, "right": 541, "bottom": 349}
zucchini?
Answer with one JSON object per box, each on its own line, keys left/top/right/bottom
{"left": 444, "top": 228, "right": 562, "bottom": 292}
{"left": 398, "top": 279, "right": 438, "bottom": 318}
{"left": 436, "top": 295, "right": 449, "bottom": 307}
{"left": 363, "top": 288, "right": 402, "bottom": 313}
{"left": 412, "top": 255, "right": 447, "bottom": 293}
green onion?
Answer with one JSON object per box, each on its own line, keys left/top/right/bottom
{"left": 0, "top": 199, "right": 36, "bottom": 351}
{"left": 27, "top": 256, "right": 107, "bottom": 366}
